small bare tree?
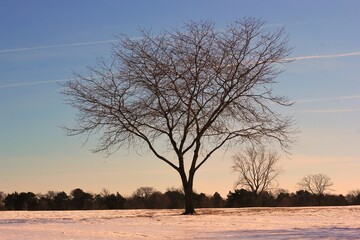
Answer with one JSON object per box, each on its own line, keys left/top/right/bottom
{"left": 346, "top": 189, "right": 360, "bottom": 205}
{"left": 232, "top": 146, "right": 282, "bottom": 196}
{"left": 298, "top": 173, "right": 333, "bottom": 205}
{"left": 0, "top": 192, "right": 4, "bottom": 209}
{"left": 132, "top": 187, "right": 156, "bottom": 199}
{"left": 297, "top": 173, "right": 333, "bottom": 196}
{"left": 63, "top": 18, "right": 294, "bottom": 214}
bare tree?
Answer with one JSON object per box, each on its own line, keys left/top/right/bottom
{"left": 297, "top": 173, "right": 333, "bottom": 196}
{"left": 232, "top": 146, "right": 282, "bottom": 196}
{"left": 298, "top": 173, "right": 333, "bottom": 205}
{"left": 132, "top": 187, "right": 156, "bottom": 199}
{"left": 62, "top": 18, "right": 294, "bottom": 214}
{"left": 0, "top": 192, "right": 4, "bottom": 209}
{"left": 346, "top": 189, "right": 360, "bottom": 205}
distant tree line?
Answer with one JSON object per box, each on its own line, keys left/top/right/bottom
{"left": 226, "top": 189, "right": 357, "bottom": 207}
{"left": 0, "top": 187, "right": 359, "bottom": 211}
{"left": 0, "top": 187, "right": 224, "bottom": 211}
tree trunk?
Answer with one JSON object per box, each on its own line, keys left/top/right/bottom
{"left": 317, "top": 194, "right": 323, "bottom": 206}
{"left": 183, "top": 182, "right": 195, "bottom": 214}
{"left": 253, "top": 191, "right": 259, "bottom": 207}
{"left": 178, "top": 164, "right": 196, "bottom": 214}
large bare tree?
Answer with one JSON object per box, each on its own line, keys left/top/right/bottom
{"left": 63, "top": 18, "right": 294, "bottom": 214}
{"left": 232, "top": 146, "right": 282, "bottom": 196}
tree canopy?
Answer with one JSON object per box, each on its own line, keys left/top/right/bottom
{"left": 63, "top": 18, "right": 295, "bottom": 214}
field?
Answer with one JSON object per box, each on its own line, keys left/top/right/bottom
{"left": 1, "top": 206, "right": 359, "bottom": 239}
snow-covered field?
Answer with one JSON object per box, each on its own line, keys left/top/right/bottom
{"left": 1, "top": 206, "right": 359, "bottom": 239}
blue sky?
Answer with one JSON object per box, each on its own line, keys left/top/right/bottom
{"left": 1, "top": 0, "right": 359, "bottom": 197}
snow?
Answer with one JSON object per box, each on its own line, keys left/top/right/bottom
{"left": 0, "top": 206, "right": 359, "bottom": 239}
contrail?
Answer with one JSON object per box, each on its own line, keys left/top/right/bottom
{"left": 285, "top": 51, "right": 360, "bottom": 61}
{"left": 294, "top": 108, "right": 360, "bottom": 113}
{"left": 296, "top": 95, "right": 360, "bottom": 103}
{"left": 0, "top": 40, "right": 117, "bottom": 53}
{"left": 1, "top": 39, "right": 360, "bottom": 105}
{"left": 1, "top": 37, "right": 360, "bottom": 61}
{"left": 0, "top": 78, "right": 70, "bottom": 89}
{"left": 1, "top": 79, "right": 359, "bottom": 115}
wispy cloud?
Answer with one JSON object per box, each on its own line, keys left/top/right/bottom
{"left": 0, "top": 79, "right": 70, "bottom": 89}
{"left": 0, "top": 40, "right": 117, "bottom": 54}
